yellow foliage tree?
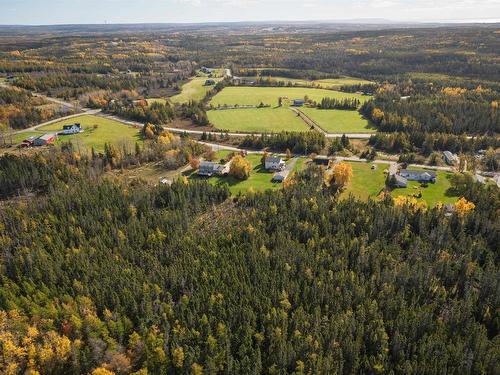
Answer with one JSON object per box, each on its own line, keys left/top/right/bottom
{"left": 91, "top": 368, "right": 115, "bottom": 375}
{"left": 172, "top": 347, "right": 185, "bottom": 368}
{"left": 441, "top": 87, "right": 467, "bottom": 96}
{"left": 371, "top": 108, "right": 384, "bottom": 123}
{"left": 325, "top": 162, "right": 353, "bottom": 190}
{"left": 393, "top": 196, "right": 428, "bottom": 212}
{"left": 229, "top": 155, "right": 252, "bottom": 180}
{"left": 191, "top": 363, "right": 204, "bottom": 375}
{"left": 455, "top": 197, "right": 475, "bottom": 217}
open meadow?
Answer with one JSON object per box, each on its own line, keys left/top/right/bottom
{"left": 207, "top": 107, "right": 309, "bottom": 133}
{"left": 300, "top": 107, "right": 375, "bottom": 133}
{"left": 209, "top": 86, "right": 369, "bottom": 107}
{"left": 170, "top": 70, "right": 223, "bottom": 104}
{"left": 37, "top": 115, "right": 142, "bottom": 151}
{"left": 252, "top": 76, "right": 373, "bottom": 89}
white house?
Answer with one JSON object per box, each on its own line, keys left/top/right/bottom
{"left": 198, "top": 161, "right": 229, "bottom": 177}
{"left": 265, "top": 157, "right": 285, "bottom": 171}
{"left": 61, "top": 123, "right": 81, "bottom": 135}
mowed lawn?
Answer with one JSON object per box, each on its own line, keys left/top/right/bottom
{"left": 300, "top": 108, "right": 375, "bottom": 133}
{"left": 342, "top": 162, "right": 459, "bottom": 206}
{"left": 37, "top": 115, "right": 142, "bottom": 151}
{"left": 390, "top": 169, "right": 458, "bottom": 206}
{"left": 342, "top": 162, "right": 389, "bottom": 200}
{"left": 170, "top": 77, "right": 221, "bottom": 104}
{"left": 210, "top": 87, "right": 369, "bottom": 107}
{"left": 207, "top": 107, "right": 309, "bottom": 133}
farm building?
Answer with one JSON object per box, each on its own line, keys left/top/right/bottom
{"left": 443, "top": 151, "right": 459, "bottom": 165}
{"left": 198, "top": 161, "right": 229, "bottom": 177}
{"left": 313, "top": 156, "right": 331, "bottom": 166}
{"left": 205, "top": 79, "right": 216, "bottom": 86}
{"left": 399, "top": 169, "right": 436, "bottom": 183}
{"left": 200, "top": 67, "right": 212, "bottom": 74}
{"left": 264, "top": 157, "right": 285, "bottom": 171}
{"left": 61, "top": 123, "right": 81, "bottom": 135}
{"left": 33, "top": 133, "right": 57, "bottom": 146}
{"left": 292, "top": 99, "right": 305, "bottom": 107}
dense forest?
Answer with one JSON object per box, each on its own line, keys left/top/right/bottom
{"left": 0, "top": 152, "right": 498, "bottom": 374}
{"left": 0, "top": 86, "right": 72, "bottom": 130}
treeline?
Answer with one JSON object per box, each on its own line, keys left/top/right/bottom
{"left": 240, "top": 131, "right": 326, "bottom": 154}
{"left": 0, "top": 154, "right": 498, "bottom": 374}
{"left": 14, "top": 73, "right": 138, "bottom": 95}
{"left": 340, "top": 83, "right": 377, "bottom": 93}
{"left": 368, "top": 132, "right": 500, "bottom": 154}
{"left": 0, "top": 86, "right": 72, "bottom": 130}
{"left": 361, "top": 90, "right": 499, "bottom": 135}
{"left": 317, "top": 97, "right": 360, "bottom": 110}
{"left": 108, "top": 100, "right": 174, "bottom": 125}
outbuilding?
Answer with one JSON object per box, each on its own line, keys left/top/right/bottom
{"left": 33, "top": 133, "right": 57, "bottom": 146}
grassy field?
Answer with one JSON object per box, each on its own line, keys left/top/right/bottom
{"left": 300, "top": 108, "right": 375, "bottom": 133}
{"left": 390, "top": 169, "right": 458, "bottom": 206}
{"left": 253, "top": 76, "right": 373, "bottom": 89}
{"left": 207, "top": 107, "right": 309, "bottom": 133}
{"left": 37, "top": 115, "right": 142, "bottom": 151}
{"left": 342, "top": 162, "right": 389, "bottom": 200}
{"left": 210, "top": 87, "right": 369, "bottom": 107}
{"left": 170, "top": 76, "right": 222, "bottom": 104}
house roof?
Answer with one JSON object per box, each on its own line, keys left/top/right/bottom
{"left": 400, "top": 169, "right": 436, "bottom": 178}
{"left": 265, "top": 156, "right": 283, "bottom": 163}
{"left": 394, "top": 174, "right": 407, "bottom": 184}
{"left": 443, "top": 151, "right": 458, "bottom": 160}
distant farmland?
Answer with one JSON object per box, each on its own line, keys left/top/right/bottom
{"left": 299, "top": 108, "right": 375, "bottom": 134}
{"left": 207, "top": 107, "right": 309, "bottom": 133}
{"left": 209, "top": 87, "right": 369, "bottom": 107}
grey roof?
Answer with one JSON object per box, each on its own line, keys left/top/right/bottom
{"left": 394, "top": 174, "right": 407, "bottom": 184}
{"left": 273, "top": 170, "right": 290, "bottom": 182}
{"left": 265, "top": 156, "right": 283, "bottom": 163}
{"left": 400, "top": 169, "right": 436, "bottom": 178}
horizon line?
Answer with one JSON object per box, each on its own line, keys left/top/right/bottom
{"left": 0, "top": 18, "right": 499, "bottom": 27}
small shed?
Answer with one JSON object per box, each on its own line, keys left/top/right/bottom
{"left": 292, "top": 99, "right": 305, "bottom": 107}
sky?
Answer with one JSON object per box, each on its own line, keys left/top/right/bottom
{"left": 0, "top": 0, "right": 499, "bottom": 25}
